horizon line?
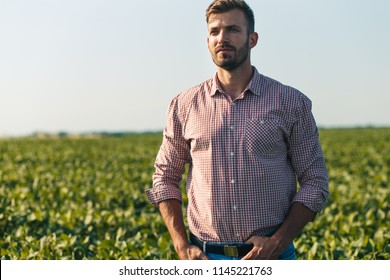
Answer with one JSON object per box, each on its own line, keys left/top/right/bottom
{"left": 1, "top": 124, "right": 390, "bottom": 138}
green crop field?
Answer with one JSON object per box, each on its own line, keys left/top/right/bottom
{"left": 0, "top": 128, "right": 389, "bottom": 260}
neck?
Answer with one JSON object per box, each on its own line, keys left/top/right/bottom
{"left": 216, "top": 63, "right": 253, "bottom": 100}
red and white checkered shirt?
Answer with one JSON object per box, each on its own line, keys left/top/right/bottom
{"left": 146, "top": 67, "right": 329, "bottom": 243}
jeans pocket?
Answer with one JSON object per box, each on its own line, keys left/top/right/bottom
{"left": 278, "top": 242, "right": 296, "bottom": 260}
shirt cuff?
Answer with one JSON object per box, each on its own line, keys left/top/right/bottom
{"left": 145, "top": 184, "right": 182, "bottom": 207}
{"left": 292, "top": 187, "right": 329, "bottom": 214}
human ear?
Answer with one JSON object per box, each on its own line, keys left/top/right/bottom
{"left": 249, "top": 32, "right": 259, "bottom": 48}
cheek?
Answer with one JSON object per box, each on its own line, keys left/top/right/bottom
{"left": 207, "top": 36, "right": 217, "bottom": 48}
{"left": 207, "top": 41, "right": 214, "bottom": 52}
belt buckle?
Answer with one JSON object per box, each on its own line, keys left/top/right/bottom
{"left": 224, "top": 245, "right": 239, "bottom": 257}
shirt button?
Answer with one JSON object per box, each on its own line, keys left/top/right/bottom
{"left": 233, "top": 205, "right": 238, "bottom": 211}
{"left": 230, "top": 125, "right": 234, "bottom": 130}
{"left": 230, "top": 152, "right": 234, "bottom": 156}
{"left": 231, "top": 179, "right": 235, "bottom": 184}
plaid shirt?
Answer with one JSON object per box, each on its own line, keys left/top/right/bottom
{"left": 146, "top": 67, "right": 329, "bottom": 243}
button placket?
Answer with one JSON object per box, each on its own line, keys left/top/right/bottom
{"left": 230, "top": 101, "right": 241, "bottom": 241}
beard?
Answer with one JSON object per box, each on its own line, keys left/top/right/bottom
{"left": 211, "top": 39, "right": 250, "bottom": 71}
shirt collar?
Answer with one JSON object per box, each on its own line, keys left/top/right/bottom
{"left": 246, "top": 67, "right": 263, "bottom": 96}
{"left": 210, "top": 66, "right": 263, "bottom": 97}
{"left": 210, "top": 73, "right": 221, "bottom": 96}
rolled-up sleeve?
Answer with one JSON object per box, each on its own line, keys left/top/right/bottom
{"left": 289, "top": 94, "right": 329, "bottom": 213}
{"left": 145, "top": 96, "right": 191, "bottom": 207}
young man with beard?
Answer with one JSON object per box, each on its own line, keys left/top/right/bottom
{"left": 146, "top": 0, "right": 329, "bottom": 260}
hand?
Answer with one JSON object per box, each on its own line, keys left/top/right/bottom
{"left": 241, "top": 236, "right": 283, "bottom": 260}
{"left": 177, "top": 243, "right": 210, "bottom": 260}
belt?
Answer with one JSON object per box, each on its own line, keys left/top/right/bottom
{"left": 190, "top": 233, "right": 253, "bottom": 258}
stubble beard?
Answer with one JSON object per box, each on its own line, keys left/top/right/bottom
{"left": 211, "top": 39, "right": 250, "bottom": 71}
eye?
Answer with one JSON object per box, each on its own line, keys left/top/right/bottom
{"left": 209, "top": 29, "right": 219, "bottom": 36}
{"left": 228, "top": 27, "right": 240, "bottom": 33}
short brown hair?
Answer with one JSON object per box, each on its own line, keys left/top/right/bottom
{"left": 206, "top": 0, "right": 255, "bottom": 34}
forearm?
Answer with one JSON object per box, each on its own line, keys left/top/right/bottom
{"left": 272, "top": 202, "right": 316, "bottom": 249}
{"left": 158, "top": 199, "right": 209, "bottom": 260}
{"left": 158, "top": 199, "right": 190, "bottom": 252}
{"left": 243, "top": 202, "right": 315, "bottom": 260}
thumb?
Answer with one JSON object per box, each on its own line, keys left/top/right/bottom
{"left": 246, "top": 236, "right": 269, "bottom": 249}
{"left": 246, "top": 236, "right": 256, "bottom": 243}
{"left": 199, "top": 253, "right": 211, "bottom": 260}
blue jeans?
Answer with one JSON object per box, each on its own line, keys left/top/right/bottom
{"left": 206, "top": 242, "right": 296, "bottom": 260}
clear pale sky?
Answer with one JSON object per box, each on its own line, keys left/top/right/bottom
{"left": 1, "top": 0, "right": 389, "bottom": 136}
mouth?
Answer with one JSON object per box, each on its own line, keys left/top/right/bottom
{"left": 216, "top": 45, "right": 235, "bottom": 54}
{"left": 217, "top": 48, "right": 234, "bottom": 54}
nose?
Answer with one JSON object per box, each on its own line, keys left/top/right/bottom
{"left": 217, "top": 30, "right": 229, "bottom": 45}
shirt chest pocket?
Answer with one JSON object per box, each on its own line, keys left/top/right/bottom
{"left": 245, "top": 117, "right": 287, "bottom": 158}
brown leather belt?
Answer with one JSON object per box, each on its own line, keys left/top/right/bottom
{"left": 190, "top": 233, "right": 253, "bottom": 258}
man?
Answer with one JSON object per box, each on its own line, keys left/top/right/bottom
{"left": 146, "top": 0, "right": 329, "bottom": 260}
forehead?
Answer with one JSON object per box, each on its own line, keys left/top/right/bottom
{"left": 207, "top": 9, "right": 247, "bottom": 29}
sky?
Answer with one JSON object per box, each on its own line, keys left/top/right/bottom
{"left": 1, "top": 0, "right": 389, "bottom": 136}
